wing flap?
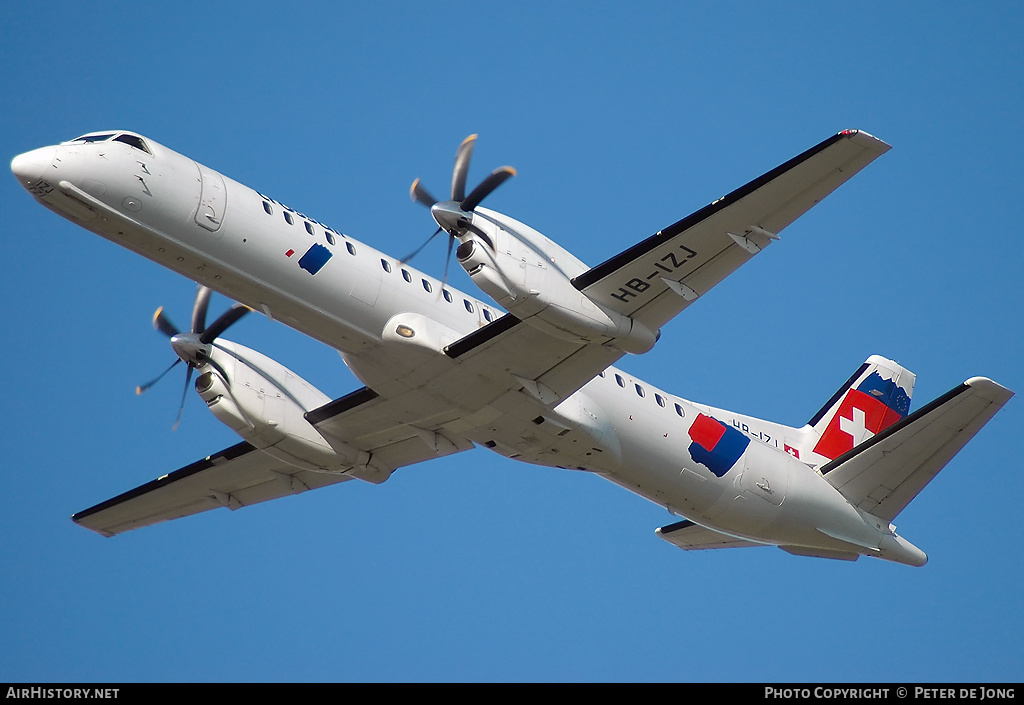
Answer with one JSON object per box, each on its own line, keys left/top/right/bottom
{"left": 442, "top": 314, "right": 624, "bottom": 407}
{"left": 821, "top": 377, "right": 1013, "bottom": 521}
{"left": 656, "top": 519, "right": 765, "bottom": 550}
{"left": 306, "top": 385, "right": 475, "bottom": 462}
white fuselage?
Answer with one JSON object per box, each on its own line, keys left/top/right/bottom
{"left": 11, "top": 132, "right": 924, "bottom": 565}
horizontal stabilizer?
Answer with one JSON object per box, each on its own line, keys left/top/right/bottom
{"left": 656, "top": 519, "right": 765, "bottom": 550}
{"left": 822, "top": 377, "right": 1013, "bottom": 522}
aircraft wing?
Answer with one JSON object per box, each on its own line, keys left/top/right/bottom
{"left": 572, "top": 130, "right": 891, "bottom": 333}
{"left": 656, "top": 519, "right": 765, "bottom": 550}
{"left": 72, "top": 442, "right": 353, "bottom": 537}
{"left": 75, "top": 387, "right": 476, "bottom": 537}
{"left": 820, "top": 377, "right": 1013, "bottom": 522}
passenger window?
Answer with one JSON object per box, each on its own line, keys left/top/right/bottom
{"left": 305, "top": 222, "right": 314, "bottom": 235}
{"left": 381, "top": 259, "right": 392, "bottom": 273}
{"left": 635, "top": 384, "right": 645, "bottom": 397}
{"left": 402, "top": 269, "right": 412, "bottom": 283}
{"left": 655, "top": 393, "right": 666, "bottom": 407}
{"left": 346, "top": 242, "right": 356, "bottom": 256}
{"left": 675, "top": 403, "right": 685, "bottom": 417}
{"left": 262, "top": 201, "right": 273, "bottom": 215}
{"left": 442, "top": 289, "right": 452, "bottom": 303}
{"left": 284, "top": 212, "right": 294, "bottom": 225}
{"left": 483, "top": 309, "right": 493, "bottom": 322}
{"left": 615, "top": 374, "right": 625, "bottom": 388}
{"left": 464, "top": 300, "right": 474, "bottom": 313}
{"left": 422, "top": 279, "right": 432, "bottom": 293}
{"left": 325, "top": 232, "right": 336, "bottom": 245}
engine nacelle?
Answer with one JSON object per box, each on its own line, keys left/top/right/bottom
{"left": 194, "top": 339, "right": 391, "bottom": 483}
{"left": 455, "top": 208, "right": 657, "bottom": 354}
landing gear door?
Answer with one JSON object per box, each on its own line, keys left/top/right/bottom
{"left": 194, "top": 162, "right": 227, "bottom": 234}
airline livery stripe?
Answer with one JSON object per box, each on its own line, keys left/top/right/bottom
{"left": 807, "top": 363, "right": 870, "bottom": 428}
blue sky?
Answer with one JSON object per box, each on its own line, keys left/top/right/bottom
{"left": 2, "top": 2, "right": 1022, "bottom": 682}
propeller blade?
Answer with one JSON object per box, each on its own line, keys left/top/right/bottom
{"left": 171, "top": 364, "right": 194, "bottom": 431}
{"left": 191, "top": 285, "right": 212, "bottom": 335}
{"left": 136, "top": 358, "right": 182, "bottom": 395}
{"left": 400, "top": 226, "right": 443, "bottom": 264}
{"left": 451, "top": 134, "right": 477, "bottom": 202}
{"left": 200, "top": 303, "right": 251, "bottom": 344}
{"left": 410, "top": 178, "right": 438, "bottom": 208}
{"left": 152, "top": 307, "right": 179, "bottom": 338}
{"left": 440, "top": 233, "right": 455, "bottom": 290}
{"left": 461, "top": 166, "right": 516, "bottom": 211}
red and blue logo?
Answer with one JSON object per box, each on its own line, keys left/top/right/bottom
{"left": 688, "top": 413, "right": 749, "bottom": 477}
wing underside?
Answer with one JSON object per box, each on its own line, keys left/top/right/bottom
{"left": 72, "top": 442, "right": 353, "bottom": 537}
{"left": 573, "top": 130, "right": 891, "bottom": 334}
{"left": 74, "top": 384, "right": 476, "bottom": 537}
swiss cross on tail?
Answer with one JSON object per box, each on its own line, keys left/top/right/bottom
{"left": 813, "top": 369, "right": 911, "bottom": 460}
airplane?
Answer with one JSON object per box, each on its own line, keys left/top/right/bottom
{"left": 10, "top": 129, "right": 1012, "bottom": 566}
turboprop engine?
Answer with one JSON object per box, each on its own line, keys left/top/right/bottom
{"left": 139, "top": 285, "right": 391, "bottom": 483}
{"left": 194, "top": 339, "right": 394, "bottom": 481}
{"left": 451, "top": 207, "right": 657, "bottom": 354}
{"left": 408, "top": 135, "right": 658, "bottom": 355}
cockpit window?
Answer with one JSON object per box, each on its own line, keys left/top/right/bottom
{"left": 113, "top": 134, "right": 152, "bottom": 154}
{"left": 67, "top": 133, "right": 116, "bottom": 144}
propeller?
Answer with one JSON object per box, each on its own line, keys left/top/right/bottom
{"left": 137, "top": 284, "right": 251, "bottom": 429}
{"left": 405, "top": 134, "right": 515, "bottom": 283}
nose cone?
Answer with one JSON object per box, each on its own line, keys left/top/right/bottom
{"left": 11, "top": 146, "right": 57, "bottom": 188}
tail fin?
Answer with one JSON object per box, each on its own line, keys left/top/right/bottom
{"left": 803, "top": 356, "right": 915, "bottom": 463}
{"left": 821, "top": 376, "right": 1012, "bottom": 522}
